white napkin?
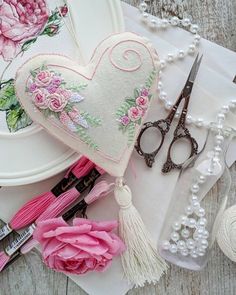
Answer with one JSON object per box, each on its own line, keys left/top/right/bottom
{"left": 1, "top": 2, "right": 236, "bottom": 295}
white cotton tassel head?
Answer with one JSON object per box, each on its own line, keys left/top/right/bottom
{"left": 114, "top": 178, "right": 168, "bottom": 287}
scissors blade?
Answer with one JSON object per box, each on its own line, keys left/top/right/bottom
{"left": 183, "top": 53, "right": 203, "bottom": 97}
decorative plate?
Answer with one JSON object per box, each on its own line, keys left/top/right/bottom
{"left": 0, "top": 0, "right": 124, "bottom": 185}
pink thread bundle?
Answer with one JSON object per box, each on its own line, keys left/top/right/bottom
{"left": 0, "top": 180, "right": 112, "bottom": 272}
{"left": 0, "top": 156, "right": 96, "bottom": 241}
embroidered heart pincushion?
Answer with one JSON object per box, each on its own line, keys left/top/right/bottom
{"left": 14, "top": 33, "right": 167, "bottom": 286}
{"left": 15, "top": 32, "right": 159, "bottom": 177}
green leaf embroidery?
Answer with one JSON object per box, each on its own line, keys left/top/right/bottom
{"left": 127, "top": 122, "right": 136, "bottom": 146}
{"left": 0, "top": 81, "right": 18, "bottom": 111}
{"left": 80, "top": 111, "right": 101, "bottom": 127}
{"left": 134, "top": 88, "right": 140, "bottom": 98}
{"left": 67, "top": 84, "right": 88, "bottom": 92}
{"left": 6, "top": 103, "right": 32, "bottom": 132}
{"left": 76, "top": 126, "right": 98, "bottom": 150}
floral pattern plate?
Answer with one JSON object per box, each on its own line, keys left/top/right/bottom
{"left": 0, "top": 0, "right": 124, "bottom": 185}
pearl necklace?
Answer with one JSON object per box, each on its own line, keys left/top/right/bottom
{"left": 138, "top": 0, "right": 236, "bottom": 130}
{"left": 139, "top": 1, "right": 236, "bottom": 261}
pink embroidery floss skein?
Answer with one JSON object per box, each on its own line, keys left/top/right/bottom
{"left": 0, "top": 156, "right": 95, "bottom": 241}
{"left": 0, "top": 179, "right": 112, "bottom": 272}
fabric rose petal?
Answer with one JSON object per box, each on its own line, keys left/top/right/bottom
{"left": 34, "top": 217, "right": 125, "bottom": 275}
{"left": 0, "top": 0, "right": 49, "bottom": 61}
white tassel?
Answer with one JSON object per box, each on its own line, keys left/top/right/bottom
{"left": 114, "top": 178, "right": 168, "bottom": 287}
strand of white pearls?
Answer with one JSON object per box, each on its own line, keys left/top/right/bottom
{"left": 138, "top": 1, "right": 236, "bottom": 130}
{"left": 161, "top": 107, "right": 233, "bottom": 259}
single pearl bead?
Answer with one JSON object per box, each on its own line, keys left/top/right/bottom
{"left": 214, "top": 146, "right": 222, "bottom": 153}
{"left": 195, "top": 227, "right": 204, "bottom": 235}
{"left": 171, "top": 231, "right": 180, "bottom": 242}
{"left": 190, "top": 194, "right": 199, "bottom": 202}
{"left": 185, "top": 205, "right": 193, "bottom": 215}
{"left": 193, "top": 232, "right": 200, "bottom": 241}
{"left": 197, "top": 248, "right": 205, "bottom": 256}
{"left": 191, "top": 183, "right": 199, "bottom": 193}
{"left": 199, "top": 239, "right": 208, "bottom": 249}
{"left": 179, "top": 215, "right": 188, "bottom": 225}
{"left": 177, "top": 240, "right": 186, "bottom": 250}
{"left": 159, "top": 59, "right": 166, "bottom": 69}
{"left": 186, "top": 115, "right": 193, "bottom": 124}
{"left": 229, "top": 99, "right": 236, "bottom": 109}
{"left": 195, "top": 118, "right": 203, "bottom": 128}
{"left": 149, "top": 18, "right": 157, "bottom": 28}
{"left": 186, "top": 238, "right": 196, "bottom": 249}
{"left": 190, "top": 249, "right": 198, "bottom": 258}
{"left": 167, "top": 53, "right": 175, "bottom": 63}
{"left": 215, "top": 134, "right": 224, "bottom": 145}
{"left": 181, "top": 248, "right": 189, "bottom": 256}
{"left": 198, "top": 175, "right": 206, "bottom": 184}
{"left": 196, "top": 207, "right": 205, "bottom": 217}
{"left": 192, "top": 200, "right": 200, "bottom": 210}
{"left": 165, "top": 101, "right": 173, "bottom": 110}
{"left": 159, "top": 91, "right": 167, "bottom": 101}
{"left": 175, "top": 110, "right": 180, "bottom": 118}
{"left": 221, "top": 105, "right": 230, "bottom": 114}
{"left": 161, "top": 18, "right": 169, "bottom": 28}
{"left": 190, "top": 24, "right": 199, "bottom": 34}
{"left": 202, "top": 230, "right": 209, "bottom": 239}
{"left": 141, "top": 12, "right": 149, "bottom": 21}
{"left": 197, "top": 218, "right": 207, "bottom": 227}
{"left": 177, "top": 50, "right": 185, "bottom": 59}
{"left": 188, "top": 44, "right": 196, "bottom": 55}
{"left": 193, "top": 34, "right": 201, "bottom": 45}
{"left": 171, "top": 16, "right": 179, "bottom": 26}
{"left": 182, "top": 18, "right": 191, "bottom": 27}
{"left": 181, "top": 228, "right": 190, "bottom": 239}
{"left": 188, "top": 218, "right": 197, "bottom": 228}
{"left": 139, "top": 1, "right": 148, "bottom": 12}
{"left": 162, "top": 240, "right": 170, "bottom": 250}
{"left": 217, "top": 112, "right": 225, "bottom": 121}
{"left": 169, "top": 244, "right": 178, "bottom": 253}
{"left": 172, "top": 221, "right": 181, "bottom": 231}
{"left": 157, "top": 81, "right": 163, "bottom": 91}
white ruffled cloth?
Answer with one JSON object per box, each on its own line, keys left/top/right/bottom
{"left": 0, "top": 2, "right": 236, "bottom": 295}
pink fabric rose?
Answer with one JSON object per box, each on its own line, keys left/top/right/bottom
{"left": 128, "top": 106, "right": 142, "bottom": 121}
{"left": 34, "top": 217, "right": 125, "bottom": 275}
{"left": 56, "top": 88, "right": 71, "bottom": 100}
{"left": 48, "top": 93, "right": 68, "bottom": 112}
{"left": 35, "top": 70, "right": 53, "bottom": 87}
{"left": 136, "top": 96, "right": 149, "bottom": 110}
{"left": 0, "top": 0, "right": 49, "bottom": 61}
{"left": 33, "top": 89, "right": 48, "bottom": 109}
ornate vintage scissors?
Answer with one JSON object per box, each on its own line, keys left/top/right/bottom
{"left": 135, "top": 54, "right": 203, "bottom": 173}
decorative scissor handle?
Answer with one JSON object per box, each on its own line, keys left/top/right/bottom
{"left": 135, "top": 119, "right": 171, "bottom": 167}
{"left": 162, "top": 126, "right": 198, "bottom": 173}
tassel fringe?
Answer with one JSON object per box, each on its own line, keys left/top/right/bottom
{"left": 114, "top": 182, "right": 168, "bottom": 287}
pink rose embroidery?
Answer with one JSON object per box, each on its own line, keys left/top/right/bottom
{"left": 35, "top": 70, "right": 53, "bottom": 87}
{"left": 140, "top": 88, "right": 149, "bottom": 97}
{"left": 48, "top": 93, "right": 68, "bottom": 112}
{"left": 120, "top": 115, "right": 130, "bottom": 126}
{"left": 55, "top": 88, "right": 71, "bottom": 100}
{"left": 136, "top": 96, "right": 149, "bottom": 110}
{"left": 128, "top": 106, "right": 142, "bottom": 122}
{"left": 33, "top": 89, "right": 48, "bottom": 109}
{"left": 34, "top": 217, "right": 125, "bottom": 275}
{"left": 0, "top": 0, "right": 49, "bottom": 61}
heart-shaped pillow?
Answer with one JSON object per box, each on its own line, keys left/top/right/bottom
{"left": 15, "top": 32, "right": 159, "bottom": 177}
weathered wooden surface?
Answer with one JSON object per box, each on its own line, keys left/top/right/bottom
{"left": 0, "top": 1, "right": 236, "bottom": 294}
